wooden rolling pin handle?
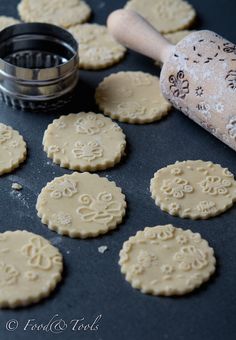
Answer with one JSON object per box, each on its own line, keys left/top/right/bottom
{"left": 107, "top": 9, "right": 174, "bottom": 64}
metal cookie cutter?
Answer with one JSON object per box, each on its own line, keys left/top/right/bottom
{"left": 0, "top": 23, "right": 79, "bottom": 111}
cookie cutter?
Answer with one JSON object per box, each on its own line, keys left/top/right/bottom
{"left": 0, "top": 23, "right": 79, "bottom": 111}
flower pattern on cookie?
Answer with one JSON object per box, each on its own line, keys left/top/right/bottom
{"left": 161, "top": 178, "right": 193, "bottom": 198}
{"left": 169, "top": 70, "right": 189, "bottom": 99}
{"left": 168, "top": 202, "right": 180, "bottom": 214}
{"left": 117, "top": 102, "right": 146, "bottom": 118}
{"left": 0, "top": 262, "right": 19, "bottom": 286}
{"left": 74, "top": 113, "right": 105, "bottom": 135}
{"left": 48, "top": 178, "right": 78, "bottom": 199}
{"left": 170, "top": 167, "right": 182, "bottom": 175}
{"left": 72, "top": 141, "right": 103, "bottom": 161}
{"left": 156, "top": 225, "right": 175, "bottom": 241}
{"left": 24, "top": 271, "right": 38, "bottom": 281}
{"left": 131, "top": 250, "right": 158, "bottom": 276}
{"left": 196, "top": 201, "right": 217, "bottom": 216}
{"left": 21, "top": 237, "right": 57, "bottom": 270}
{"left": 48, "top": 145, "right": 60, "bottom": 153}
{"left": 0, "top": 123, "right": 12, "bottom": 144}
{"left": 77, "top": 192, "right": 122, "bottom": 224}
{"left": 226, "top": 117, "right": 236, "bottom": 140}
{"left": 199, "top": 176, "right": 232, "bottom": 195}
{"left": 52, "top": 212, "right": 72, "bottom": 228}
{"left": 174, "top": 245, "right": 209, "bottom": 271}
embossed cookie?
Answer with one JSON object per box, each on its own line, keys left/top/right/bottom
{"left": 68, "top": 24, "right": 126, "bottom": 70}
{"left": 119, "top": 225, "right": 216, "bottom": 296}
{"left": 18, "top": 0, "right": 91, "bottom": 28}
{"left": 0, "top": 123, "right": 27, "bottom": 176}
{"left": 150, "top": 160, "right": 236, "bottom": 219}
{"left": 36, "top": 172, "right": 126, "bottom": 238}
{"left": 0, "top": 230, "right": 63, "bottom": 308}
{"left": 43, "top": 112, "right": 126, "bottom": 172}
{"left": 0, "top": 16, "right": 20, "bottom": 30}
{"left": 125, "top": 0, "right": 196, "bottom": 33}
{"left": 95, "top": 72, "right": 171, "bottom": 124}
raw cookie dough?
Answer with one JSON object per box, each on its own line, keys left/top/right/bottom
{"left": 155, "top": 30, "right": 193, "bottom": 67}
{"left": 0, "top": 123, "right": 27, "bottom": 176}
{"left": 0, "top": 230, "right": 63, "bottom": 308}
{"left": 43, "top": 112, "right": 126, "bottom": 172}
{"left": 36, "top": 172, "right": 127, "bottom": 238}
{"left": 119, "top": 225, "right": 216, "bottom": 296}
{"left": 150, "top": 160, "right": 236, "bottom": 219}
{"left": 68, "top": 24, "right": 126, "bottom": 70}
{"left": 18, "top": 0, "right": 91, "bottom": 28}
{"left": 125, "top": 0, "right": 196, "bottom": 33}
{"left": 95, "top": 71, "right": 171, "bottom": 124}
{"left": 0, "top": 16, "right": 20, "bottom": 31}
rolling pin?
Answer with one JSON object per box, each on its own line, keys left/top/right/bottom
{"left": 107, "top": 9, "right": 236, "bottom": 152}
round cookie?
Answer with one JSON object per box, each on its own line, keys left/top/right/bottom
{"left": 119, "top": 225, "right": 216, "bottom": 296}
{"left": 68, "top": 24, "right": 126, "bottom": 70}
{"left": 0, "top": 123, "right": 27, "bottom": 176}
{"left": 0, "top": 230, "right": 63, "bottom": 308}
{"left": 0, "top": 16, "right": 20, "bottom": 31}
{"left": 125, "top": 0, "right": 196, "bottom": 34}
{"left": 36, "top": 172, "right": 127, "bottom": 238}
{"left": 18, "top": 0, "right": 91, "bottom": 28}
{"left": 150, "top": 160, "right": 236, "bottom": 219}
{"left": 95, "top": 71, "right": 171, "bottom": 124}
{"left": 43, "top": 112, "right": 126, "bottom": 172}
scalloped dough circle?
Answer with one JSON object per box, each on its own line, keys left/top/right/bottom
{"left": 95, "top": 71, "right": 171, "bottom": 124}
{"left": 119, "top": 225, "right": 216, "bottom": 296}
{"left": 0, "top": 123, "right": 27, "bottom": 176}
{"left": 68, "top": 24, "right": 126, "bottom": 70}
{"left": 18, "top": 0, "right": 91, "bottom": 28}
{"left": 125, "top": 0, "right": 196, "bottom": 34}
{"left": 43, "top": 112, "right": 126, "bottom": 172}
{"left": 0, "top": 230, "right": 63, "bottom": 308}
{"left": 0, "top": 16, "right": 21, "bottom": 30}
{"left": 150, "top": 160, "right": 236, "bottom": 219}
{"left": 36, "top": 172, "right": 127, "bottom": 238}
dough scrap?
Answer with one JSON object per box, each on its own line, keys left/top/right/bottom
{"left": 95, "top": 71, "right": 171, "bottom": 124}
{"left": 0, "top": 16, "right": 20, "bottom": 31}
{"left": 69, "top": 24, "right": 126, "bottom": 70}
{"left": 36, "top": 172, "right": 127, "bottom": 238}
{"left": 0, "top": 230, "right": 63, "bottom": 308}
{"left": 119, "top": 225, "right": 216, "bottom": 296}
{"left": 125, "top": 0, "right": 196, "bottom": 33}
{"left": 0, "top": 123, "right": 27, "bottom": 176}
{"left": 43, "top": 112, "right": 126, "bottom": 172}
{"left": 150, "top": 160, "right": 236, "bottom": 219}
{"left": 18, "top": 0, "right": 91, "bottom": 28}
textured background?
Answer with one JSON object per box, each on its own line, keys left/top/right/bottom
{"left": 0, "top": 0, "right": 236, "bottom": 339}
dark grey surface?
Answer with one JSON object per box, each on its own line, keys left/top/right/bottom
{"left": 0, "top": 1, "right": 236, "bottom": 339}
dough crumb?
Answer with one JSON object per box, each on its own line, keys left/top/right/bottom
{"left": 98, "top": 245, "right": 108, "bottom": 254}
{"left": 11, "top": 182, "right": 23, "bottom": 190}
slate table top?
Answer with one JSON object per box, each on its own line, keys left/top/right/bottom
{"left": 0, "top": 0, "right": 235, "bottom": 339}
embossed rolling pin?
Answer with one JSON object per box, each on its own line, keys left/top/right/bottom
{"left": 107, "top": 9, "right": 236, "bottom": 152}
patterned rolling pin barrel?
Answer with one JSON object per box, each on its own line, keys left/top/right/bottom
{"left": 108, "top": 10, "right": 236, "bottom": 152}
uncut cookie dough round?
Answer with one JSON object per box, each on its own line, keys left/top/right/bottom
{"left": 18, "top": 0, "right": 91, "bottom": 28}
{"left": 150, "top": 160, "right": 236, "bottom": 219}
{"left": 125, "top": 0, "right": 196, "bottom": 34}
{"left": 36, "top": 172, "right": 126, "bottom": 238}
{"left": 95, "top": 72, "right": 171, "bottom": 124}
{"left": 119, "top": 225, "right": 216, "bottom": 296}
{"left": 0, "top": 123, "right": 27, "bottom": 176}
{"left": 43, "top": 112, "right": 126, "bottom": 171}
{"left": 0, "top": 16, "right": 20, "bottom": 30}
{"left": 0, "top": 230, "right": 63, "bottom": 308}
{"left": 69, "top": 24, "right": 126, "bottom": 70}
